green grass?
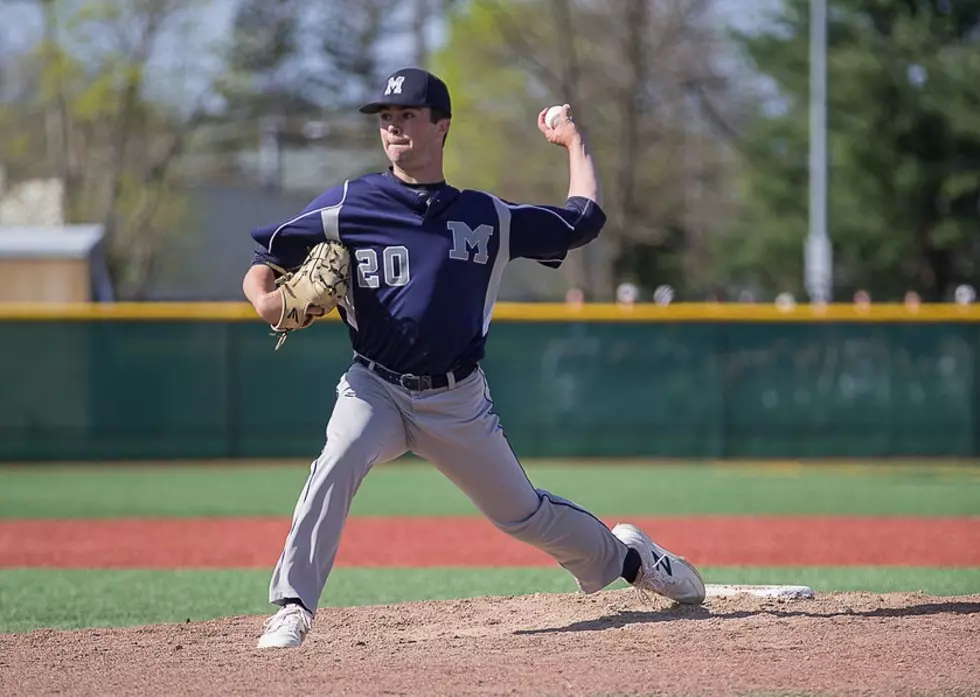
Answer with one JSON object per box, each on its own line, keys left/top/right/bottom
{"left": 2, "top": 460, "right": 980, "bottom": 518}
{"left": 1, "top": 567, "right": 977, "bottom": 633}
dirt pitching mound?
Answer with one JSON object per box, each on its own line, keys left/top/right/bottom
{"left": 2, "top": 589, "right": 978, "bottom": 696}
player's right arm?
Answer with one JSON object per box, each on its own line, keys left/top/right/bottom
{"left": 540, "top": 103, "right": 603, "bottom": 209}
{"left": 242, "top": 182, "right": 348, "bottom": 324}
{"left": 504, "top": 105, "right": 606, "bottom": 267}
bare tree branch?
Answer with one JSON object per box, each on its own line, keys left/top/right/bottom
{"left": 483, "top": 0, "right": 565, "bottom": 90}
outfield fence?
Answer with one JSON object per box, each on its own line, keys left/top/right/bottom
{"left": 2, "top": 302, "right": 979, "bottom": 461}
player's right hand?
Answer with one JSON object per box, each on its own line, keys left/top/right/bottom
{"left": 537, "top": 103, "right": 581, "bottom": 148}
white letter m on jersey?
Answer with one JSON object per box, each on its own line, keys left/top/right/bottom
{"left": 448, "top": 221, "right": 493, "bottom": 264}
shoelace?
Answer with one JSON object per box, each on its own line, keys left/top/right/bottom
{"left": 635, "top": 553, "right": 684, "bottom": 600}
{"left": 263, "top": 606, "right": 312, "bottom": 634}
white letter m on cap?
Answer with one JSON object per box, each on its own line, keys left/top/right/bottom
{"left": 385, "top": 76, "right": 405, "bottom": 95}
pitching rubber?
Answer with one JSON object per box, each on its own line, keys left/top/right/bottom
{"left": 704, "top": 584, "right": 815, "bottom": 600}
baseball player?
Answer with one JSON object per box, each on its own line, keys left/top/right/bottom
{"left": 242, "top": 68, "right": 705, "bottom": 649}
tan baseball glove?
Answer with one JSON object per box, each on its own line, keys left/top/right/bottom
{"left": 268, "top": 240, "right": 350, "bottom": 350}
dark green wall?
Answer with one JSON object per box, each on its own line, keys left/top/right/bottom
{"left": 2, "top": 320, "right": 977, "bottom": 460}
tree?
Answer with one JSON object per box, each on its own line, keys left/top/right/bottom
{"left": 0, "top": 0, "right": 215, "bottom": 298}
{"left": 432, "top": 0, "right": 742, "bottom": 300}
{"left": 723, "top": 0, "right": 980, "bottom": 301}
{"left": 309, "top": 0, "right": 411, "bottom": 108}
{"left": 210, "top": 0, "right": 430, "bottom": 190}
{"left": 219, "top": 0, "right": 310, "bottom": 123}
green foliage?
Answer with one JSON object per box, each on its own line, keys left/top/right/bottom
{"left": 726, "top": 0, "right": 980, "bottom": 301}
{"left": 431, "top": 2, "right": 547, "bottom": 197}
{"left": 70, "top": 70, "right": 120, "bottom": 119}
{"left": 0, "top": 107, "right": 35, "bottom": 164}
{"left": 0, "top": 0, "right": 211, "bottom": 298}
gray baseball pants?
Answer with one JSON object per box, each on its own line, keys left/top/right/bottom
{"left": 268, "top": 361, "right": 628, "bottom": 613}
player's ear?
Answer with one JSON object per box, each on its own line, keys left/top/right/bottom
{"left": 428, "top": 108, "right": 451, "bottom": 146}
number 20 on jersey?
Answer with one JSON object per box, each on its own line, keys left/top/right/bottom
{"left": 354, "top": 221, "right": 494, "bottom": 289}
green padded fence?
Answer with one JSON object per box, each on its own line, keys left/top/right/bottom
{"left": 1, "top": 317, "right": 978, "bottom": 460}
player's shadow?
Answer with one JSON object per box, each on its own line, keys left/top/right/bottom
{"left": 512, "top": 601, "right": 980, "bottom": 635}
{"left": 513, "top": 606, "right": 712, "bottom": 634}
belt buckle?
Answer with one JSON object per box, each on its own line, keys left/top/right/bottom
{"left": 399, "top": 373, "right": 431, "bottom": 390}
{"left": 398, "top": 373, "right": 421, "bottom": 390}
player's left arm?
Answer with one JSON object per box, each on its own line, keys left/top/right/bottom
{"left": 243, "top": 183, "right": 348, "bottom": 326}
{"left": 249, "top": 183, "right": 346, "bottom": 273}
{"left": 507, "top": 104, "right": 607, "bottom": 264}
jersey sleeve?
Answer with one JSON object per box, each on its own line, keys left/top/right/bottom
{"left": 506, "top": 196, "right": 607, "bottom": 265}
{"left": 249, "top": 181, "right": 348, "bottom": 272}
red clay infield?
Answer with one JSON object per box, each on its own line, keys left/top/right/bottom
{"left": 1, "top": 516, "right": 978, "bottom": 568}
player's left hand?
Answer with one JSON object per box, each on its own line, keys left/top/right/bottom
{"left": 537, "top": 104, "right": 581, "bottom": 148}
{"left": 269, "top": 239, "right": 350, "bottom": 350}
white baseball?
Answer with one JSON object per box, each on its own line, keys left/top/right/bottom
{"left": 545, "top": 105, "right": 565, "bottom": 129}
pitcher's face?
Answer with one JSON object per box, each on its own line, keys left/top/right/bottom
{"left": 379, "top": 107, "right": 448, "bottom": 168}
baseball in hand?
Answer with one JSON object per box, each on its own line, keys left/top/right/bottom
{"left": 545, "top": 105, "right": 565, "bottom": 130}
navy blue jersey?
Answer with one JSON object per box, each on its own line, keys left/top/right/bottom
{"left": 250, "top": 170, "right": 605, "bottom": 375}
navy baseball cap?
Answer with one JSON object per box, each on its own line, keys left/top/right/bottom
{"left": 358, "top": 68, "right": 452, "bottom": 117}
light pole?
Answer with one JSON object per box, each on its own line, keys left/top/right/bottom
{"left": 805, "top": 0, "right": 832, "bottom": 303}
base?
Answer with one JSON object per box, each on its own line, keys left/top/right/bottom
{"left": 704, "top": 584, "right": 815, "bottom": 600}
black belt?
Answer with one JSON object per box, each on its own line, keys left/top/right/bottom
{"left": 354, "top": 355, "right": 477, "bottom": 391}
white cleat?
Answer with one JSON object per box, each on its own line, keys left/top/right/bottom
{"left": 612, "top": 522, "right": 706, "bottom": 605}
{"left": 256, "top": 603, "right": 313, "bottom": 648}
